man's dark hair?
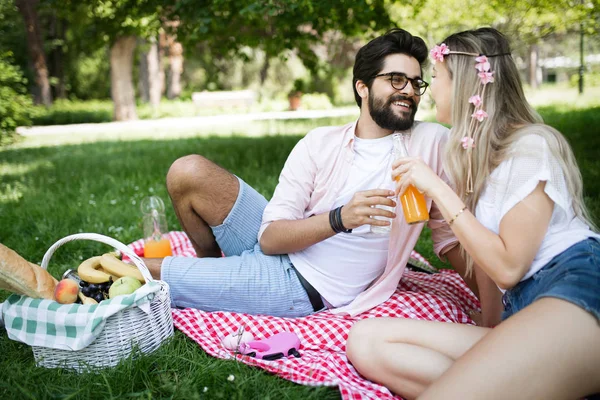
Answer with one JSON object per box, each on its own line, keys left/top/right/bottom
{"left": 353, "top": 28, "right": 429, "bottom": 107}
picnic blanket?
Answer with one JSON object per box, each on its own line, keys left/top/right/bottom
{"left": 127, "top": 231, "right": 479, "bottom": 400}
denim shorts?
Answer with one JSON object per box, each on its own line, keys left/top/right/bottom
{"left": 161, "top": 177, "right": 316, "bottom": 318}
{"left": 502, "top": 237, "right": 600, "bottom": 322}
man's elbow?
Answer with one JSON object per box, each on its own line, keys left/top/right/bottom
{"left": 259, "top": 230, "right": 281, "bottom": 255}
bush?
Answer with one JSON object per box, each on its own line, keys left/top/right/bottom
{"left": 0, "top": 54, "right": 33, "bottom": 145}
{"left": 31, "top": 99, "right": 113, "bottom": 125}
{"left": 569, "top": 71, "right": 600, "bottom": 88}
{"left": 301, "top": 93, "right": 333, "bottom": 110}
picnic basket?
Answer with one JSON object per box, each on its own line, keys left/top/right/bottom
{"left": 32, "top": 233, "right": 173, "bottom": 371}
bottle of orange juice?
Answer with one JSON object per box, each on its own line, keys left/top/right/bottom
{"left": 141, "top": 196, "right": 173, "bottom": 258}
{"left": 393, "top": 134, "right": 429, "bottom": 225}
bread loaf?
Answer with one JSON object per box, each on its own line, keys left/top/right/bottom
{"left": 0, "top": 243, "right": 58, "bottom": 300}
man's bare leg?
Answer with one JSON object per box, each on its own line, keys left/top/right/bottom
{"left": 166, "top": 154, "right": 240, "bottom": 258}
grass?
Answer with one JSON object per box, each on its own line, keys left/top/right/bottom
{"left": 1, "top": 93, "right": 599, "bottom": 398}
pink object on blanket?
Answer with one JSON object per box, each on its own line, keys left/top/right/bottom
{"left": 127, "top": 231, "right": 479, "bottom": 400}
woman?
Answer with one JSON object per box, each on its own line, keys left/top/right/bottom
{"left": 346, "top": 27, "right": 600, "bottom": 400}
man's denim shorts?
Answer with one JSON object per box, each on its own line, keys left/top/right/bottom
{"left": 502, "top": 237, "right": 600, "bottom": 322}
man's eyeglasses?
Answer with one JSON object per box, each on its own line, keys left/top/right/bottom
{"left": 373, "top": 72, "right": 429, "bottom": 96}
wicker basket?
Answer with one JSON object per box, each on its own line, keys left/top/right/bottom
{"left": 32, "top": 233, "right": 174, "bottom": 371}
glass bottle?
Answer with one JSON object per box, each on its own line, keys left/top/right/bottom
{"left": 393, "top": 134, "right": 430, "bottom": 225}
{"left": 140, "top": 196, "right": 173, "bottom": 257}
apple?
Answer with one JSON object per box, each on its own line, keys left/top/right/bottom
{"left": 108, "top": 276, "right": 142, "bottom": 299}
{"left": 54, "top": 279, "right": 79, "bottom": 304}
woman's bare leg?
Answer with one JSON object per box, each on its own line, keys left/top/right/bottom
{"left": 346, "top": 318, "right": 490, "bottom": 399}
{"left": 419, "top": 298, "right": 600, "bottom": 400}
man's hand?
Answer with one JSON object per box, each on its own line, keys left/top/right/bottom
{"left": 340, "top": 189, "right": 397, "bottom": 230}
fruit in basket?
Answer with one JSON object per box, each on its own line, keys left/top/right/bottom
{"left": 54, "top": 279, "right": 80, "bottom": 304}
{"left": 108, "top": 276, "right": 142, "bottom": 298}
{"left": 78, "top": 291, "right": 98, "bottom": 305}
{"left": 77, "top": 256, "right": 111, "bottom": 283}
{"left": 100, "top": 253, "right": 144, "bottom": 283}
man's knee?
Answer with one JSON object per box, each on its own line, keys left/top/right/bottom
{"left": 166, "top": 155, "right": 214, "bottom": 199}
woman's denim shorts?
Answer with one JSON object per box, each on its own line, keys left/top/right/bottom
{"left": 502, "top": 237, "right": 600, "bottom": 322}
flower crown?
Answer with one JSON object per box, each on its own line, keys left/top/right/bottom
{"left": 430, "top": 43, "right": 510, "bottom": 194}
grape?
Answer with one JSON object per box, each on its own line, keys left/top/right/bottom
{"left": 100, "top": 282, "right": 111, "bottom": 291}
{"left": 93, "top": 293, "right": 104, "bottom": 303}
{"left": 88, "top": 283, "right": 99, "bottom": 291}
{"left": 79, "top": 280, "right": 89, "bottom": 288}
{"left": 82, "top": 286, "right": 93, "bottom": 297}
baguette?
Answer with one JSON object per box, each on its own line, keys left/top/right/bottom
{"left": 0, "top": 243, "right": 58, "bottom": 300}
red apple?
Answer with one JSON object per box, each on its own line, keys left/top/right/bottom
{"left": 54, "top": 279, "right": 79, "bottom": 304}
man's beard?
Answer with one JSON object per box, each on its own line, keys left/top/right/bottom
{"left": 368, "top": 92, "right": 417, "bottom": 131}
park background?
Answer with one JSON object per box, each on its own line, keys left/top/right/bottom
{"left": 1, "top": 0, "right": 599, "bottom": 399}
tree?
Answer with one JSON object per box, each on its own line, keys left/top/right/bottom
{"left": 15, "top": 0, "right": 52, "bottom": 106}
{"left": 386, "top": 0, "right": 599, "bottom": 89}
{"left": 59, "top": 0, "right": 163, "bottom": 120}
{"left": 169, "top": 0, "right": 392, "bottom": 75}
{"left": 0, "top": 54, "right": 34, "bottom": 144}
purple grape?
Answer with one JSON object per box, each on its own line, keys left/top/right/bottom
{"left": 79, "top": 280, "right": 89, "bottom": 288}
{"left": 93, "top": 293, "right": 104, "bottom": 303}
{"left": 82, "top": 286, "right": 93, "bottom": 297}
{"left": 88, "top": 283, "right": 99, "bottom": 291}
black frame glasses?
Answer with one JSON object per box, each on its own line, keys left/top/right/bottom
{"left": 373, "top": 72, "right": 429, "bottom": 96}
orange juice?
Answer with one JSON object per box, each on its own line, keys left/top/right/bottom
{"left": 394, "top": 174, "right": 429, "bottom": 224}
{"left": 391, "top": 134, "right": 429, "bottom": 225}
{"left": 399, "top": 184, "right": 429, "bottom": 224}
{"left": 143, "top": 237, "right": 173, "bottom": 258}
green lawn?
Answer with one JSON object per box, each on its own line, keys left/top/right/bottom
{"left": 1, "top": 100, "right": 599, "bottom": 399}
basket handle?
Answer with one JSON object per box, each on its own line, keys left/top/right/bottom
{"left": 40, "top": 233, "right": 153, "bottom": 283}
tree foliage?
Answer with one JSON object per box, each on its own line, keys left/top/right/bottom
{"left": 0, "top": 53, "right": 34, "bottom": 144}
{"left": 169, "top": 0, "right": 392, "bottom": 72}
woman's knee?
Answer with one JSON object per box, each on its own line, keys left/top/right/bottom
{"left": 346, "top": 319, "right": 380, "bottom": 373}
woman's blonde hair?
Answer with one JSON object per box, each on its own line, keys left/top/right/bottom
{"left": 440, "top": 27, "right": 597, "bottom": 273}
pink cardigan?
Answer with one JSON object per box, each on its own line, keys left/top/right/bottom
{"left": 259, "top": 120, "right": 458, "bottom": 316}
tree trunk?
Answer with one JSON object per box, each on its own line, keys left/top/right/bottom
{"left": 110, "top": 36, "right": 138, "bottom": 121}
{"left": 528, "top": 44, "right": 539, "bottom": 90}
{"left": 138, "top": 39, "right": 150, "bottom": 103}
{"left": 158, "top": 29, "right": 167, "bottom": 96}
{"left": 16, "top": 0, "right": 52, "bottom": 106}
{"left": 167, "top": 37, "right": 183, "bottom": 99}
{"left": 48, "top": 13, "right": 66, "bottom": 99}
{"left": 259, "top": 56, "right": 270, "bottom": 85}
{"left": 138, "top": 37, "right": 161, "bottom": 113}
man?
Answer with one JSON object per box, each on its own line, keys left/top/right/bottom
{"left": 144, "top": 28, "right": 478, "bottom": 318}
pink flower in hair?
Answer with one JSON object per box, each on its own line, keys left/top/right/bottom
{"left": 468, "top": 95, "right": 482, "bottom": 107}
{"left": 430, "top": 43, "right": 450, "bottom": 63}
{"left": 478, "top": 71, "right": 495, "bottom": 85}
{"left": 475, "top": 56, "right": 490, "bottom": 72}
{"left": 471, "top": 109, "right": 488, "bottom": 122}
{"left": 461, "top": 137, "right": 475, "bottom": 149}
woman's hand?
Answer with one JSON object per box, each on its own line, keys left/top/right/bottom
{"left": 392, "top": 157, "right": 445, "bottom": 198}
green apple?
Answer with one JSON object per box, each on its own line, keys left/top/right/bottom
{"left": 108, "top": 276, "right": 142, "bottom": 299}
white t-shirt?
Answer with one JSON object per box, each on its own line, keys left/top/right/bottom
{"left": 289, "top": 135, "right": 395, "bottom": 307}
{"left": 475, "top": 131, "right": 600, "bottom": 283}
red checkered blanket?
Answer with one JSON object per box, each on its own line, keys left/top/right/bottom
{"left": 127, "top": 232, "right": 479, "bottom": 400}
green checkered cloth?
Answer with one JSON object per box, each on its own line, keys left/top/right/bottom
{"left": 1, "top": 281, "right": 160, "bottom": 351}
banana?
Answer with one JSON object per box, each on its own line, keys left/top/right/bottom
{"left": 77, "top": 256, "right": 111, "bottom": 283}
{"left": 97, "top": 266, "right": 119, "bottom": 282}
{"left": 78, "top": 291, "right": 98, "bottom": 305}
{"left": 100, "top": 253, "right": 145, "bottom": 283}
